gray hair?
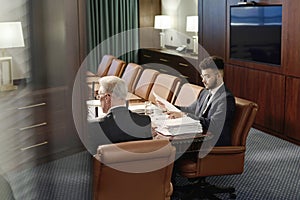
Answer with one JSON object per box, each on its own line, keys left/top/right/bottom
{"left": 99, "top": 76, "right": 127, "bottom": 100}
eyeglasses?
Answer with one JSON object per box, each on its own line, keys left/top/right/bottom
{"left": 200, "top": 73, "right": 218, "bottom": 80}
{"left": 96, "top": 92, "right": 110, "bottom": 100}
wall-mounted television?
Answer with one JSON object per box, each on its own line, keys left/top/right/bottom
{"left": 229, "top": 5, "right": 282, "bottom": 66}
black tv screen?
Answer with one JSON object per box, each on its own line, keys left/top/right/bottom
{"left": 230, "top": 5, "right": 282, "bottom": 66}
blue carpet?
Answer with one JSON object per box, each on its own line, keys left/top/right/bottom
{"left": 7, "top": 151, "right": 92, "bottom": 200}
{"left": 206, "top": 128, "right": 300, "bottom": 200}
{"left": 5, "top": 128, "right": 300, "bottom": 200}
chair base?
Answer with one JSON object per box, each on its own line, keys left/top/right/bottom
{"left": 172, "top": 178, "right": 236, "bottom": 200}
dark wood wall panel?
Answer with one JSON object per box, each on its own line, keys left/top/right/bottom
{"left": 199, "top": 0, "right": 226, "bottom": 59}
{"left": 285, "top": 77, "right": 300, "bottom": 141}
{"left": 283, "top": 0, "right": 300, "bottom": 77}
{"left": 138, "top": 0, "right": 161, "bottom": 48}
{"left": 225, "top": 64, "right": 285, "bottom": 134}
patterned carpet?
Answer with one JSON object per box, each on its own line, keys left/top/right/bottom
{"left": 5, "top": 128, "right": 300, "bottom": 200}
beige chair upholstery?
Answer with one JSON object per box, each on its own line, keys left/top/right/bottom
{"left": 97, "top": 55, "right": 115, "bottom": 77}
{"left": 175, "top": 97, "right": 258, "bottom": 199}
{"left": 86, "top": 55, "right": 115, "bottom": 87}
{"left": 133, "top": 69, "right": 160, "bottom": 100}
{"left": 173, "top": 83, "right": 204, "bottom": 106}
{"left": 148, "top": 73, "right": 181, "bottom": 104}
{"left": 106, "top": 58, "right": 126, "bottom": 77}
{"left": 93, "top": 139, "right": 176, "bottom": 200}
{"left": 121, "top": 63, "right": 143, "bottom": 92}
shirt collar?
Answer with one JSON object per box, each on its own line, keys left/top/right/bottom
{"left": 209, "top": 82, "right": 224, "bottom": 96}
{"left": 107, "top": 104, "right": 127, "bottom": 113}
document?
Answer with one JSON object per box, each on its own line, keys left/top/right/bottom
{"left": 153, "top": 92, "right": 181, "bottom": 112}
{"left": 155, "top": 116, "right": 202, "bottom": 136}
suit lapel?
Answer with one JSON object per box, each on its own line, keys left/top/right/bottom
{"left": 201, "top": 85, "right": 225, "bottom": 116}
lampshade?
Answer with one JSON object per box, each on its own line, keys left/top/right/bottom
{"left": 186, "top": 16, "right": 198, "bottom": 32}
{"left": 154, "top": 15, "right": 171, "bottom": 29}
{"left": 0, "top": 22, "right": 25, "bottom": 49}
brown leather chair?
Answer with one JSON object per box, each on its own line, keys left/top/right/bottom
{"left": 173, "top": 83, "right": 204, "bottom": 106}
{"left": 133, "top": 69, "right": 160, "bottom": 100}
{"left": 106, "top": 58, "right": 126, "bottom": 77}
{"left": 175, "top": 97, "right": 258, "bottom": 199}
{"left": 121, "top": 63, "right": 143, "bottom": 92}
{"left": 93, "top": 139, "right": 176, "bottom": 200}
{"left": 97, "top": 55, "right": 115, "bottom": 77}
{"left": 148, "top": 73, "right": 181, "bottom": 104}
{"left": 86, "top": 55, "right": 116, "bottom": 84}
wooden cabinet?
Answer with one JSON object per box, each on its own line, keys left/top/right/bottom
{"left": 219, "top": 0, "right": 300, "bottom": 144}
{"left": 0, "top": 87, "right": 83, "bottom": 172}
{"left": 139, "top": 48, "right": 201, "bottom": 85}
{"left": 0, "top": 0, "right": 87, "bottom": 171}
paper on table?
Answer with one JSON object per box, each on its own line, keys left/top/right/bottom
{"left": 163, "top": 116, "right": 199, "bottom": 127}
{"left": 153, "top": 92, "right": 181, "bottom": 112}
{"left": 155, "top": 126, "right": 202, "bottom": 136}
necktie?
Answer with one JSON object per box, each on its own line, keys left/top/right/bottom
{"left": 202, "top": 92, "right": 212, "bottom": 115}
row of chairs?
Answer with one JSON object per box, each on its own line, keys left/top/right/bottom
{"left": 87, "top": 54, "right": 204, "bottom": 105}
{"left": 90, "top": 55, "right": 259, "bottom": 200}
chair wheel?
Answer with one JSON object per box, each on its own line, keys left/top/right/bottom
{"left": 229, "top": 193, "right": 237, "bottom": 199}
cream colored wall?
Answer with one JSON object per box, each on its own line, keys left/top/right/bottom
{"left": 0, "top": 0, "right": 30, "bottom": 80}
{"left": 161, "top": 0, "right": 198, "bottom": 49}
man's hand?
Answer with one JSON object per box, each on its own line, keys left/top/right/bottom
{"left": 168, "top": 111, "right": 185, "bottom": 119}
{"left": 155, "top": 99, "right": 167, "bottom": 111}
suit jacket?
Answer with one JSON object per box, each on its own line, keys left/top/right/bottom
{"left": 88, "top": 106, "right": 152, "bottom": 154}
{"left": 179, "top": 85, "right": 236, "bottom": 146}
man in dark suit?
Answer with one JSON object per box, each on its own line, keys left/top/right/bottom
{"left": 88, "top": 76, "right": 152, "bottom": 154}
{"left": 158, "top": 56, "right": 236, "bottom": 146}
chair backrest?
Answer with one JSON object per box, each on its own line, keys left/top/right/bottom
{"left": 93, "top": 139, "right": 176, "bottom": 200}
{"left": 121, "top": 63, "right": 143, "bottom": 92}
{"left": 231, "top": 97, "right": 258, "bottom": 146}
{"left": 106, "top": 58, "right": 126, "bottom": 77}
{"left": 134, "top": 69, "right": 160, "bottom": 100}
{"left": 174, "top": 83, "right": 204, "bottom": 106}
{"left": 148, "top": 73, "right": 181, "bottom": 104}
{"left": 97, "top": 55, "right": 115, "bottom": 77}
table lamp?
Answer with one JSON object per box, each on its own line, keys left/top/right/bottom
{"left": 154, "top": 15, "right": 171, "bottom": 49}
{"left": 0, "top": 22, "right": 25, "bottom": 91}
{"left": 186, "top": 16, "right": 198, "bottom": 55}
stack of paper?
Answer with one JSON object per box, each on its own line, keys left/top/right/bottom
{"left": 155, "top": 116, "right": 202, "bottom": 136}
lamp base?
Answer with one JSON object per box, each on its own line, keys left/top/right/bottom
{"left": 0, "top": 84, "right": 17, "bottom": 92}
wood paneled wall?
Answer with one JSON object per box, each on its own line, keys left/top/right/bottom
{"left": 199, "top": 0, "right": 300, "bottom": 144}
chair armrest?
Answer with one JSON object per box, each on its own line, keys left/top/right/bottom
{"left": 208, "top": 146, "right": 246, "bottom": 154}
{"left": 166, "top": 182, "right": 173, "bottom": 199}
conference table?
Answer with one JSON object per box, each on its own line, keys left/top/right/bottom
{"left": 86, "top": 100, "right": 209, "bottom": 155}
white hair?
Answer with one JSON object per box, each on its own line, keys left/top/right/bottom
{"left": 99, "top": 76, "right": 127, "bottom": 100}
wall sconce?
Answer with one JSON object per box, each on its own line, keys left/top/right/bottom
{"left": 154, "top": 15, "right": 171, "bottom": 49}
{"left": 0, "top": 22, "right": 25, "bottom": 91}
{"left": 186, "top": 16, "right": 198, "bottom": 55}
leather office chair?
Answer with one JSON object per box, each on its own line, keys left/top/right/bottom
{"left": 86, "top": 55, "right": 115, "bottom": 84}
{"left": 175, "top": 97, "right": 258, "bottom": 199}
{"left": 106, "top": 58, "right": 126, "bottom": 77}
{"left": 148, "top": 73, "right": 181, "bottom": 104}
{"left": 173, "top": 83, "right": 204, "bottom": 106}
{"left": 121, "top": 63, "right": 143, "bottom": 92}
{"left": 93, "top": 139, "right": 176, "bottom": 200}
{"left": 133, "top": 69, "right": 160, "bottom": 100}
{"left": 97, "top": 55, "right": 115, "bottom": 77}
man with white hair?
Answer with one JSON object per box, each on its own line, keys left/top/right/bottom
{"left": 95, "top": 76, "right": 152, "bottom": 147}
